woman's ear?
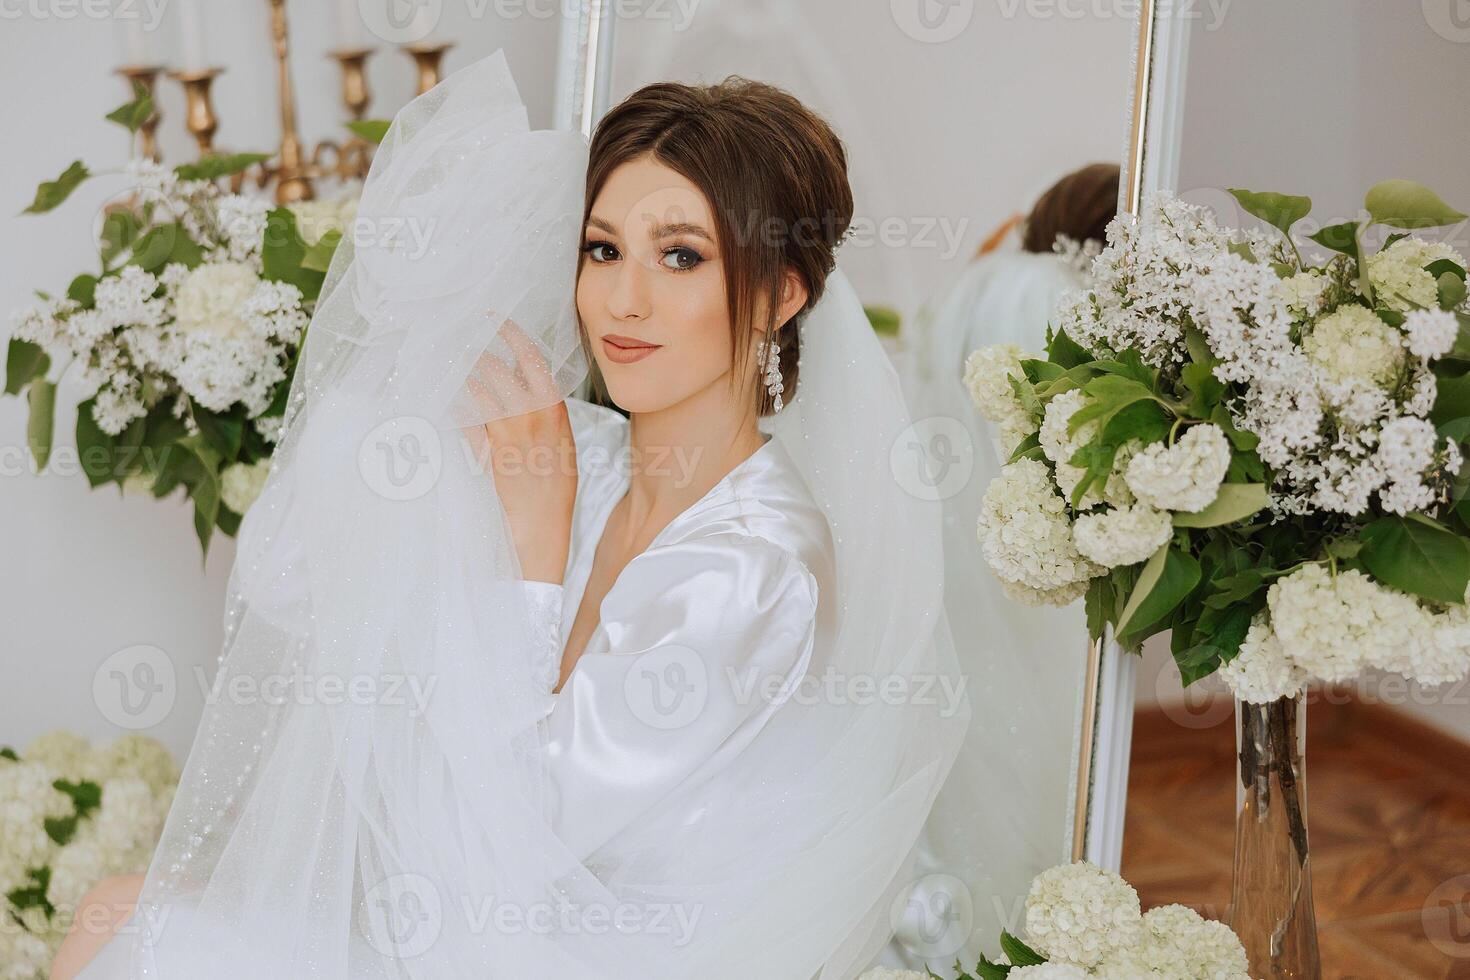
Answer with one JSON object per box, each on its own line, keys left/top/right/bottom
{"left": 775, "top": 268, "right": 810, "bottom": 330}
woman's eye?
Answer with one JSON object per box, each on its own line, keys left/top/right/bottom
{"left": 661, "top": 246, "right": 703, "bottom": 271}
{"left": 583, "top": 241, "right": 618, "bottom": 262}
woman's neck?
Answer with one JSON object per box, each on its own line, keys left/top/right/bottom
{"left": 620, "top": 377, "right": 766, "bottom": 538}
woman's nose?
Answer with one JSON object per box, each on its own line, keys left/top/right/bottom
{"left": 606, "top": 252, "right": 652, "bottom": 320}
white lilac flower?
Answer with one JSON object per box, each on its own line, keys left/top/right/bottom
{"left": 220, "top": 458, "right": 273, "bottom": 515}
{"left": 978, "top": 458, "right": 1102, "bottom": 594}
{"left": 964, "top": 343, "right": 1035, "bottom": 456}
{"left": 1023, "top": 861, "right": 1143, "bottom": 969}
{"left": 1123, "top": 424, "right": 1231, "bottom": 513}
{"left": 1374, "top": 416, "right": 1441, "bottom": 514}
{"left": 1303, "top": 304, "right": 1405, "bottom": 388}
{"left": 1072, "top": 503, "right": 1173, "bottom": 568}
{"left": 1403, "top": 307, "right": 1458, "bottom": 361}
{"left": 172, "top": 261, "right": 260, "bottom": 340}
{"left": 1268, "top": 564, "right": 1435, "bottom": 684}
{"left": 1379, "top": 584, "right": 1470, "bottom": 687}
{"left": 1218, "top": 614, "right": 1309, "bottom": 703}
{"left": 1366, "top": 237, "right": 1464, "bottom": 313}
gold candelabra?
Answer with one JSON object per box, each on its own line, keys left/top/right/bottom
{"left": 119, "top": 0, "right": 456, "bottom": 204}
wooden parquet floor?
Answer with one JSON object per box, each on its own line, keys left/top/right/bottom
{"left": 1121, "top": 698, "right": 1470, "bottom": 979}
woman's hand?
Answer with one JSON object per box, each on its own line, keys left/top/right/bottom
{"left": 470, "top": 320, "right": 577, "bottom": 584}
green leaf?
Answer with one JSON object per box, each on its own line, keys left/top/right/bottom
{"left": 1365, "top": 179, "right": 1468, "bottom": 229}
{"left": 1181, "top": 361, "right": 1225, "bottom": 416}
{"left": 194, "top": 407, "right": 244, "bottom": 460}
{"left": 129, "top": 221, "right": 203, "bottom": 272}
{"left": 53, "top": 778, "right": 103, "bottom": 818}
{"left": 100, "top": 208, "right": 141, "bottom": 265}
{"left": 75, "top": 397, "right": 121, "bottom": 487}
{"left": 6, "top": 867, "right": 55, "bottom": 919}
{"left": 1117, "top": 544, "right": 1201, "bottom": 640}
{"left": 864, "top": 304, "right": 901, "bottom": 336}
{"left": 1432, "top": 373, "right": 1470, "bottom": 440}
{"left": 1359, "top": 514, "right": 1470, "bottom": 603}
{"left": 22, "top": 160, "right": 89, "bottom": 214}
{"left": 261, "top": 207, "right": 327, "bottom": 301}
{"left": 6, "top": 338, "right": 49, "bottom": 395}
{"left": 1008, "top": 373, "right": 1043, "bottom": 422}
{"left": 1045, "top": 325, "right": 1092, "bottom": 369}
{"left": 1172, "top": 483, "right": 1269, "bottom": 528}
{"left": 173, "top": 152, "right": 271, "bottom": 181}
{"left": 105, "top": 81, "right": 153, "bottom": 133}
{"left": 1069, "top": 374, "right": 1161, "bottom": 435}
{"left": 1090, "top": 348, "right": 1156, "bottom": 389}
{"left": 1085, "top": 575, "right": 1115, "bottom": 640}
{"left": 1227, "top": 188, "right": 1312, "bottom": 237}
{"left": 1308, "top": 221, "right": 1359, "bottom": 257}
{"left": 26, "top": 380, "right": 56, "bottom": 471}
{"left": 1439, "top": 271, "right": 1467, "bottom": 311}
{"left": 1021, "top": 358, "right": 1066, "bottom": 385}
{"left": 347, "top": 119, "right": 391, "bottom": 143}
{"left": 998, "top": 931, "right": 1046, "bottom": 967}
{"left": 67, "top": 273, "right": 97, "bottom": 307}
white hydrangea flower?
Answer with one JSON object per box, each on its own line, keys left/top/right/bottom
{"left": 173, "top": 261, "right": 260, "bottom": 340}
{"left": 1097, "top": 904, "right": 1250, "bottom": 980}
{"left": 1273, "top": 269, "right": 1329, "bottom": 317}
{"left": 1072, "top": 503, "right": 1173, "bottom": 568}
{"left": 220, "top": 458, "right": 273, "bottom": 515}
{"left": 978, "top": 459, "right": 1102, "bottom": 594}
{"left": 22, "top": 731, "right": 93, "bottom": 782}
{"left": 1302, "top": 304, "right": 1405, "bottom": 388}
{"left": 1218, "top": 613, "right": 1308, "bottom": 703}
{"left": 1124, "top": 425, "right": 1231, "bottom": 513}
{"left": 1403, "top": 307, "right": 1458, "bottom": 361}
{"left": 1008, "top": 965, "right": 1089, "bottom": 980}
{"left": 93, "top": 734, "right": 180, "bottom": 798}
{"left": 1038, "top": 388, "right": 1109, "bottom": 509}
{"left": 1000, "top": 576, "right": 1091, "bottom": 608}
{"left": 0, "top": 917, "right": 52, "bottom": 980}
{"left": 1268, "top": 564, "right": 1434, "bottom": 684}
{"left": 964, "top": 343, "right": 1035, "bottom": 456}
{"left": 1023, "top": 861, "right": 1143, "bottom": 969}
{"left": 0, "top": 759, "right": 72, "bottom": 898}
{"left": 1365, "top": 237, "right": 1464, "bottom": 313}
{"left": 854, "top": 970, "right": 930, "bottom": 980}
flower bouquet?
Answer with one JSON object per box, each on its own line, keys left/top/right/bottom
{"left": 964, "top": 180, "right": 1470, "bottom": 977}
{"left": 0, "top": 732, "right": 179, "bottom": 979}
{"left": 864, "top": 861, "right": 1251, "bottom": 979}
{"left": 6, "top": 84, "right": 361, "bottom": 556}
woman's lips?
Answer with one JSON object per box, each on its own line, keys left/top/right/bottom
{"left": 601, "top": 336, "right": 661, "bottom": 364}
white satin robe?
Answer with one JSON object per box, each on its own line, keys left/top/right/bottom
{"left": 525, "top": 396, "right": 836, "bottom": 862}
{"left": 74, "top": 396, "right": 837, "bottom": 979}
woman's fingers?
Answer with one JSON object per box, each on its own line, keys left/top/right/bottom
{"left": 497, "top": 318, "right": 558, "bottom": 400}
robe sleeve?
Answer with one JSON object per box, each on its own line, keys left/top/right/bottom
{"left": 537, "top": 531, "right": 819, "bottom": 861}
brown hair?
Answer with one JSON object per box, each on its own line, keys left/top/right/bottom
{"left": 580, "top": 76, "right": 853, "bottom": 415}
{"left": 1021, "top": 163, "right": 1120, "bottom": 254}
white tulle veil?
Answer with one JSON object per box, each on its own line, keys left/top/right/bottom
{"left": 96, "top": 48, "right": 968, "bottom": 979}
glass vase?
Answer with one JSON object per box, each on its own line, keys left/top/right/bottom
{"left": 1228, "top": 694, "right": 1322, "bottom": 979}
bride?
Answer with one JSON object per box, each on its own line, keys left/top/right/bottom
{"left": 56, "top": 49, "right": 968, "bottom": 979}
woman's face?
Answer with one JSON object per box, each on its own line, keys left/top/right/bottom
{"left": 576, "top": 155, "right": 747, "bottom": 415}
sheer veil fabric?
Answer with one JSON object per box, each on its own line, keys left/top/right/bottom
{"left": 81, "top": 49, "right": 968, "bottom": 979}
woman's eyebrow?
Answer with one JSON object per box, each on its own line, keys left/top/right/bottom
{"left": 584, "top": 215, "right": 714, "bottom": 242}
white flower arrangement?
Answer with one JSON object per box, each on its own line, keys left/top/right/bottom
{"left": 0, "top": 732, "right": 178, "bottom": 979}
{"left": 966, "top": 182, "right": 1470, "bottom": 703}
{"left": 6, "top": 84, "right": 363, "bottom": 555}
{"left": 861, "top": 862, "right": 1250, "bottom": 980}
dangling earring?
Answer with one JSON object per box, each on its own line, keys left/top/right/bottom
{"left": 756, "top": 336, "right": 784, "bottom": 413}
